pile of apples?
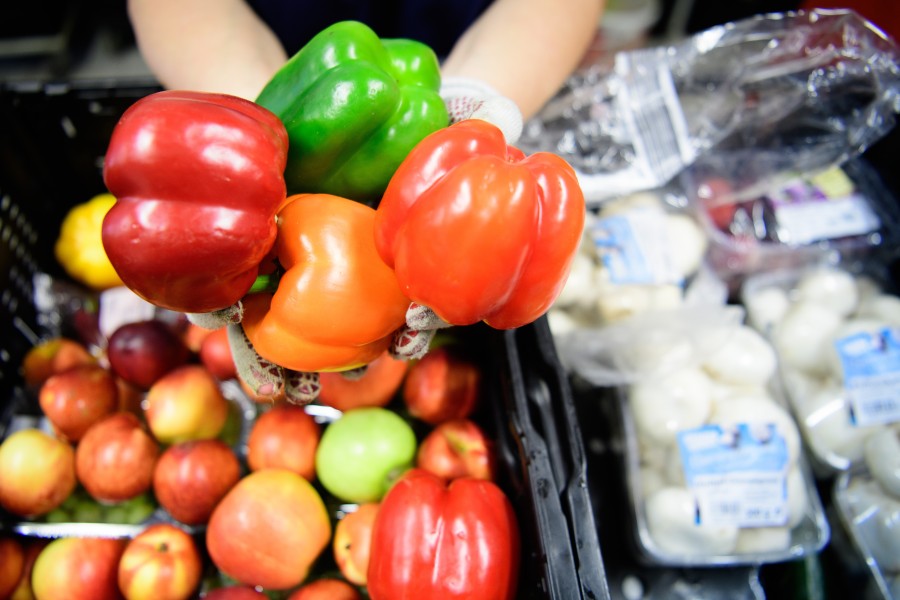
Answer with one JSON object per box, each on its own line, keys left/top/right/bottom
{"left": 0, "top": 304, "right": 496, "bottom": 600}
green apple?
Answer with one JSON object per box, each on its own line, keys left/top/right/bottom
{"left": 315, "top": 407, "right": 417, "bottom": 503}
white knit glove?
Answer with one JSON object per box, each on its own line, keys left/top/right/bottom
{"left": 188, "top": 301, "right": 441, "bottom": 403}
{"left": 440, "top": 76, "right": 523, "bottom": 145}
{"left": 188, "top": 304, "right": 321, "bottom": 405}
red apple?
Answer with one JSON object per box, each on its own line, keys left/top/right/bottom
{"left": 153, "top": 439, "right": 241, "bottom": 525}
{"left": 417, "top": 418, "right": 495, "bottom": 481}
{"left": 181, "top": 322, "right": 211, "bottom": 354}
{"left": 333, "top": 503, "right": 379, "bottom": 586}
{"left": 76, "top": 412, "right": 160, "bottom": 503}
{"left": 21, "top": 337, "right": 96, "bottom": 388}
{"left": 402, "top": 346, "right": 480, "bottom": 425}
{"left": 10, "top": 538, "right": 46, "bottom": 600}
{"left": 317, "top": 351, "right": 408, "bottom": 411}
{"left": 239, "top": 377, "right": 286, "bottom": 405}
{"left": 246, "top": 405, "right": 320, "bottom": 480}
{"left": 144, "top": 365, "right": 229, "bottom": 444}
{"left": 0, "top": 535, "right": 24, "bottom": 599}
{"left": 287, "top": 578, "right": 361, "bottom": 600}
{"left": 38, "top": 364, "right": 119, "bottom": 442}
{"left": 206, "top": 469, "right": 332, "bottom": 590}
{"left": 118, "top": 523, "right": 203, "bottom": 600}
{"left": 203, "top": 586, "right": 267, "bottom": 600}
{"left": 107, "top": 320, "right": 190, "bottom": 389}
{"left": 0, "top": 429, "right": 76, "bottom": 517}
{"left": 199, "top": 327, "right": 237, "bottom": 380}
{"left": 32, "top": 537, "right": 125, "bottom": 600}
{"left": 116, "top": 377, "right": 145, "bottom": 416}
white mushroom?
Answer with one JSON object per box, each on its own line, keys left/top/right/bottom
{"left": 857, "top": 293, "right": 900, "bottom": 327}
{"left": 794, "top": 267, "right": 859, "bottom": 318}
{"left": 595, "top": 281, "right": 684, "bottom": 324}
{"left": 864, "top": 428, "right": 900, "bottom": 500}
{"left": 665, "top": 213, "right": 708, "bottom": 280}
{"left": 744, "top": 285, "right": 790, "bottom": 334}
{"left": 772, "top": 301, "right": 844, "bottom": 377}
{"left": 644, "top": 486, "right": 739, "bottom": 557}
{"left": 554, "top": 250, "right": 600, "bottom": 310}
{"left": 701, "top": 324, "right": 778, "bottom": 387}
{"left": 795, "top": 383, "right": 880, "bottom": 469}
{"left": 785, "top": 466, "right": 809, "bottom": 529}
{"left": 629, "top": 368, "right": 715, "bottom": 446}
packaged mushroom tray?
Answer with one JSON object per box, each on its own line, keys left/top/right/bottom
{"left": 612, "top": 313, "right": 829, "bottom": 566}
{"left": 547, "top": 185, "right": 713, "bottom": 339}
{"left": 741, "top": 263, "right": 900, "bottom": 475}
{"left": 833, "top": 428, "right": 900, "bottom": 600}
{"left": 544, "top": 192, "right": 830, "bottom": 565}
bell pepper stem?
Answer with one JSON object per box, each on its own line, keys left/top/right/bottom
{"left": 248, "top": 273, "right": 280, "bottom": 294}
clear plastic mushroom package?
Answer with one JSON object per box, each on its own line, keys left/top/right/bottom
{"left": 616, "top": 314, "right": 829, "bottom": 565}
{"left": 742, "top": 263, "right": 900, "bottom": 474}
{"left": 548, "top": 184, "right": 713, "bottom": 340}
{"left": 559, "top": 296, "right": 830, "bottom": 565}
{"left": 834, "top": 428, "right": 900, "bottom": 600}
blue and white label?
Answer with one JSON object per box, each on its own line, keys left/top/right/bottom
{"left": 588, "top": 210, "right": 680, "bottom": 285}
{"left": 677, "top": 423, "right": 789, "bottom": 527}
{"left": 836, "top": 327, "right": 900, "bottom": 427}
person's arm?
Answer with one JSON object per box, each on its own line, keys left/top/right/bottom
{"left": 441, "top": 0, "right": 603, "bottom": 120}
{"left": 127, "top": 0, "right": 287, "bottom": 100}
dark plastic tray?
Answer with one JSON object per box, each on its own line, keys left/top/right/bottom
{"left": 569, "top": 376, "right": 769, "bottom": 600}
{"left": 0, "top": 79, "right": 608, "bottom": 599}
{"left": 495, "top": 318, "right": 610, "bottom": 599}
{"left": 0, "top": 77, "right": 161, "bottom": 408}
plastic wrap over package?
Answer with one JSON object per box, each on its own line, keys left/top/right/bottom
{"left": 520, "top": 9, "right": 900, "bottom": 206}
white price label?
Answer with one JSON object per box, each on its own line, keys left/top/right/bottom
{"left": 589, "top": 210, "right": 680, "bottom": 285}
{"left": 773, "top": 194, "right": 880, "bottom": 245}
{"left": 837, "top": 327, "right": 900, "bottom": 427}
{"left": 678, "top": 423, "right": 789, "bottom": 528}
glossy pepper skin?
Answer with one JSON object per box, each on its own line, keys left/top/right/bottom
{"left": 255, "top": 20, "right": 448, "bottom": 204}
{"left": 240, "top": 194, "right": 410, "bottom": 373}
{"left": 367, "top": 468, "right": 520, "bottom": 600}
{"left": 102, "top": 90, "right": 288, "bottom": 314}
{"left": 374, "top": 119, "right": 586, "bottom": 329}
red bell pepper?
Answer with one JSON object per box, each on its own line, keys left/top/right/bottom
{"left": 374, "top": 119, "right": 585, "bottom": 330}
{"left": 240, "top": 194, "right": 410, "bottom": 373}
{"left": 102, "top": 90, "right": 289, "bottom": 313}
{"left": 367, "top": 468, "right": 519, "bottom": 600}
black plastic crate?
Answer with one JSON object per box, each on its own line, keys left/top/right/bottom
{"left": 0, "top": 77, "right": 160, "bottom": 404}
{"left": 0, "top": 79, "right": 608, "bottom": 599}
{"left": 491, "top": 318, "right": 610, "bottom": 599}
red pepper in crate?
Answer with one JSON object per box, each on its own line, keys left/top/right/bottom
{"left": 240, "top": 193, "right": 410, "bottom": 374}
{"left": 367, "top": 468, "right": 519, "bottom": 600}
{"left": 374, "top": 119, "right": 585, "bottom": 330}
{"left": 102, "top": 90, "right": 289, "bottom": 314}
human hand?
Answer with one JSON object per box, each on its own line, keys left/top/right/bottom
{"left": 187, "top": 302, "right": 436, "bottom": 405}
{"left": 389, "top": 303, "right": 450, "bottom": 361}
{"left": 187, "top": 304, "right": 322, "bottom": 405}
{"left": 440, "top": 76, "right": 523, "bottom": 144}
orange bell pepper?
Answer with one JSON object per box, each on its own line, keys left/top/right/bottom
{"left": 240, "top": 194, "right": 409, "bottom": 373}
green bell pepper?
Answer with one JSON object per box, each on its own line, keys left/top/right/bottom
{"left": 255, "top": 21, "right": 449, "bottom": 204}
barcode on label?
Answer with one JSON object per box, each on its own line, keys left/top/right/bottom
{"left": 850, "top": 390, "right": 900, "bottom": 427}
